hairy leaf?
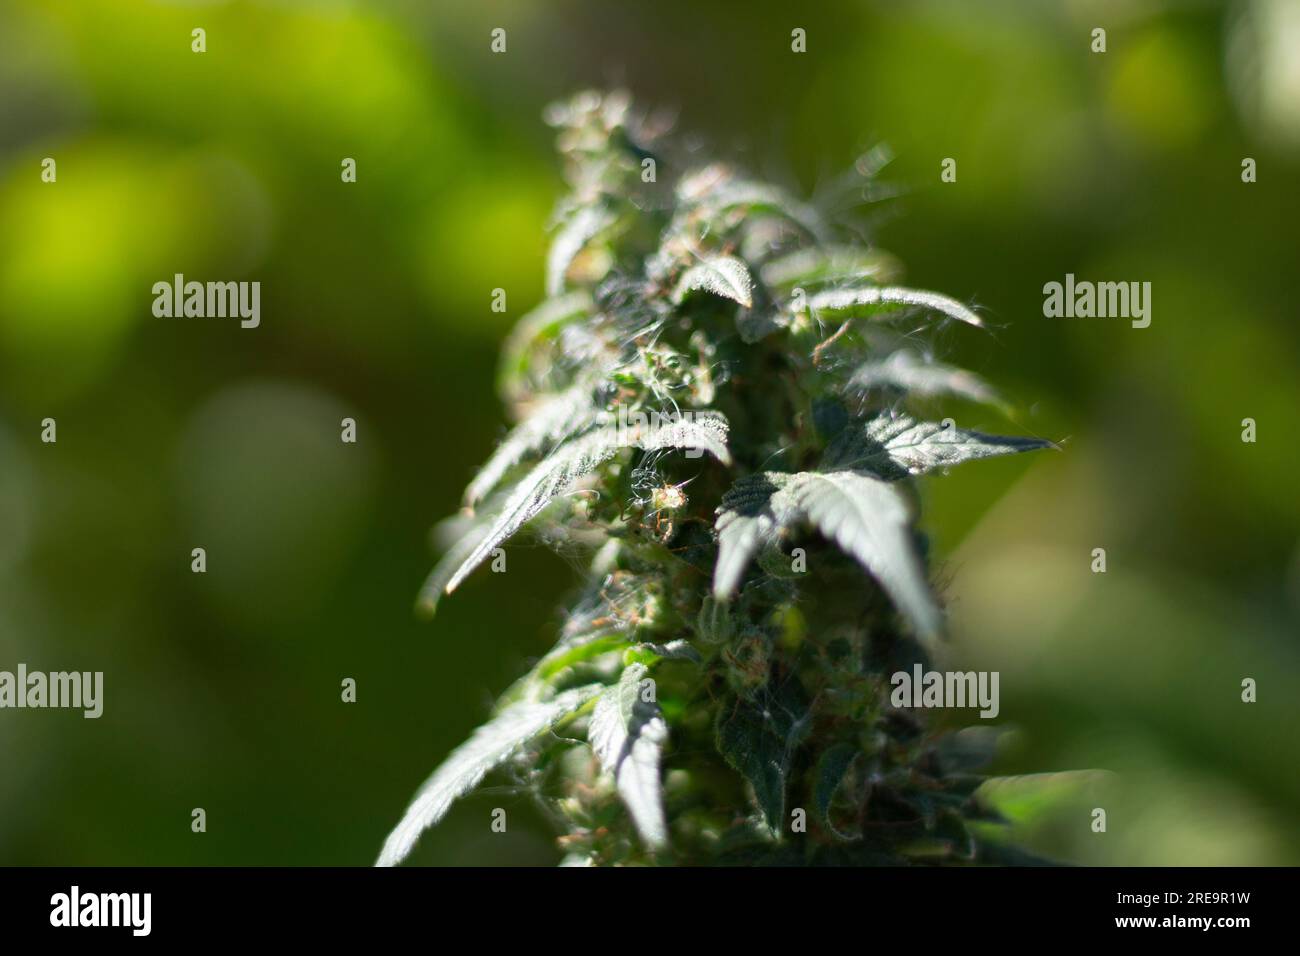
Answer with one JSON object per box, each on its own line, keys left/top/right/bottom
{"left": 376, "top": 684, "right": 603, "bottom": 867}
{"left": 782, "top": 470, "right": 941, "bottom": 639}
{"left": 761, "top": 246, "right": 900, "bottom": 289}
{"left": 715, "top": 679, "right": 812, "bottom": 836}
{"left": 813, "top": 742, "right": 861, "bottom": 840}
{"left": 445, "top": 429, "right": 622, "bottom": 594}
{"left": 713, "top": 473, "right": 791, "bottom": 598}
{"left": 446, "top": 414, "right": 731, "bottom": 593}
{"left": 415, "top": 516, "right": 493, "bottom": 617}
{"left": 673, "top": 256, "right": 754, "bottom": 309}
{"left": 547, "top": 203, "right": 616, "bottom": 296}
{"left": 464, "top": 385, "right": 607, "bottom": 508}
{"left": 631, "top": 409, "right": 732, "bottom": 464}
{"left": 844, "top": 350, "right": 1000, "bottom": 407}
{"left": 830, "top": 414, "right": 1054, "bottom": 478}
{"left": 809, "top": 285, "right": 983, "bottom": 328}
{"left": 589, "top": 662, "right": 669, "bottom": 849}
{"left": 713, "top": 470, "right": 940, "bottom": 641}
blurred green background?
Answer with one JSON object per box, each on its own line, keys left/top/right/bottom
{"left": 0, "top": 0, "right": 1297, "bottom": 865}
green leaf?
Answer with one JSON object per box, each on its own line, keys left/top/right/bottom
{"left": 829, "top": 413, "right": 1054, "bottom": 478}
{"left": 445, "top": 429, "right": 623, "bottom": 594}
{"left": 673, "top": 256, "right": 754, "bottom": 309}
{"left": 761, "top": 246, "right": 900, "bottom": 289}
{"left": 844, "top": 350, "right": 1001, "bottom": 407}
{"left": 497, "top": 291, "right": 593, "bottom": 397}
{"left": 588, "top": 663, "right": 669, "bottom": 849}
{"left": 713, "top": 473, "right": 790, "bottom": 599}
{"left": 463, "top": 384, "right": 607, "bottom": 507}
{"left": 809, "top": 285, "right": 983, "bottom": 328}
{"left": 783, "top": 470, "right": 942, "bottom": 640}
{"left": 547, "top": 203, "right": 616, "bottom": 296}
{"left": 713, "top": 470, "right": 941, "bottom": 641}
{"left": 631, "top": 409, "right": 732, "bottom": 464}
{"left": 376, "top": 683, "right": 604, "bottom": 867}
{"left": 415, "top": 514, "right": 493, "bottom": 617}
{"left": 446, "top": 414, "right": 731, "bottom": 594}
{"left": 813, "top": 742, "right": 861, "bottom": 840}
{"left": 715, "top": 680, "right": 812, "bottom": 836}
{"left": 975, "top": 771, "right": 1108, "bottom": 828}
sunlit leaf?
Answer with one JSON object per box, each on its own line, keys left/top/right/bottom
{"left": 376, "top": 684, "right": 604, "bottom": 867}
{"left": 589, "top": 663, "right": 669, "bottom": 849}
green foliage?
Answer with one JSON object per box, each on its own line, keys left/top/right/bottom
{"left": 380, "top": 90, "right": 1054, "bottom": 866}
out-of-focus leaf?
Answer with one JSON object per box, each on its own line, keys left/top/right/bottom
{"left": 845, "top": 350, "right": 1001, "bottom": 407}
{"left": 813, "top": 742, "right": 861, "bottom": 840}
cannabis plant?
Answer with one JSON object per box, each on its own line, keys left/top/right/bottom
{"left": 377, "top": 91, "right": 1052, "bottom": 867}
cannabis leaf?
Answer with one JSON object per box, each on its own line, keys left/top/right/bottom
{"left": 673, "top": 256, "right": 755, "bottom": 309}
{"left": 844, "top": 350, "right": 1001, "bottom": 407}
{"left": 808, "top": 285, "right": 983, "bottom": 328}
{"left": 463, "top": 384, "right": 607, "bottom": 508}
{"left": 828, "top": 413, "right": 1054, "bottom": 478}
{"left": 781, "top": 470, "right": 942, "bottom": 639}
{"left": 712, "top": 473, "right": 791, "bottom": 599}
{"left": 760, "top": 245, "right": 900, "bottom": 289}
{"left": 715, "top": 679, "right": 811, "bottom": 836}
{"left": 498, "top": 291, "right": 593, "bottom": 397}
{"left": 547, "top": 203, "right": 616, "bottom": 296}
{"left": 713, "top": 470, "right": 941, "bottom": 640}
{"left": 446, "top": 414, "right": 731, "bottom": 594}
{"left": 376, "top": 683, "right": 604, "bottom": 867}
{"left": 813, "top": 742, "right": 861, "bottom": 840}
{"left": 415, "top": 514, "right": 493, "bottom": 616}
{"left": 588, "top": 662, "right": 669, "bottom": 849}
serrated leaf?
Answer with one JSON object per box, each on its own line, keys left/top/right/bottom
{"left": 445, "top": 429, "right": 622, "bottom": 594}
{"left": 712, "top": 470, "right": 940, "bottom": 640}
{"left": 446, "top": 414, "right": 731, "bottom": 594}
{"left": 713, "top": 473, "right": 790, "bottom": 598}
{"left": 464, "top": 385, "right": 607, "bottom": 508}
{"left": 830, "top": 414, "right": 1054, "bottom": 478}
{"left": 782, "top": 470, "right": 942, "bottom": 639}
{"left": 376, "top": 684, "right": 603, "bottom": 867}
{"left": 845, "top": 350, "right": 1001, "bottom": 407}
{"left": 589, "top": 663, "right": 669, "bottom": 849}
{"left": 631, "top": 410, "right": 732, "bottom": 464}
{"left": 673, "top": 256, "right": 754, "bottom": 309}
{"left": 809, "top": 285, "right": 983, "bottom": 328}
{"left": 813, "top": 742, "right": 861, "bottom": 840}
{"left": 715, "top": 680, "right": 811, "bottom": 836}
